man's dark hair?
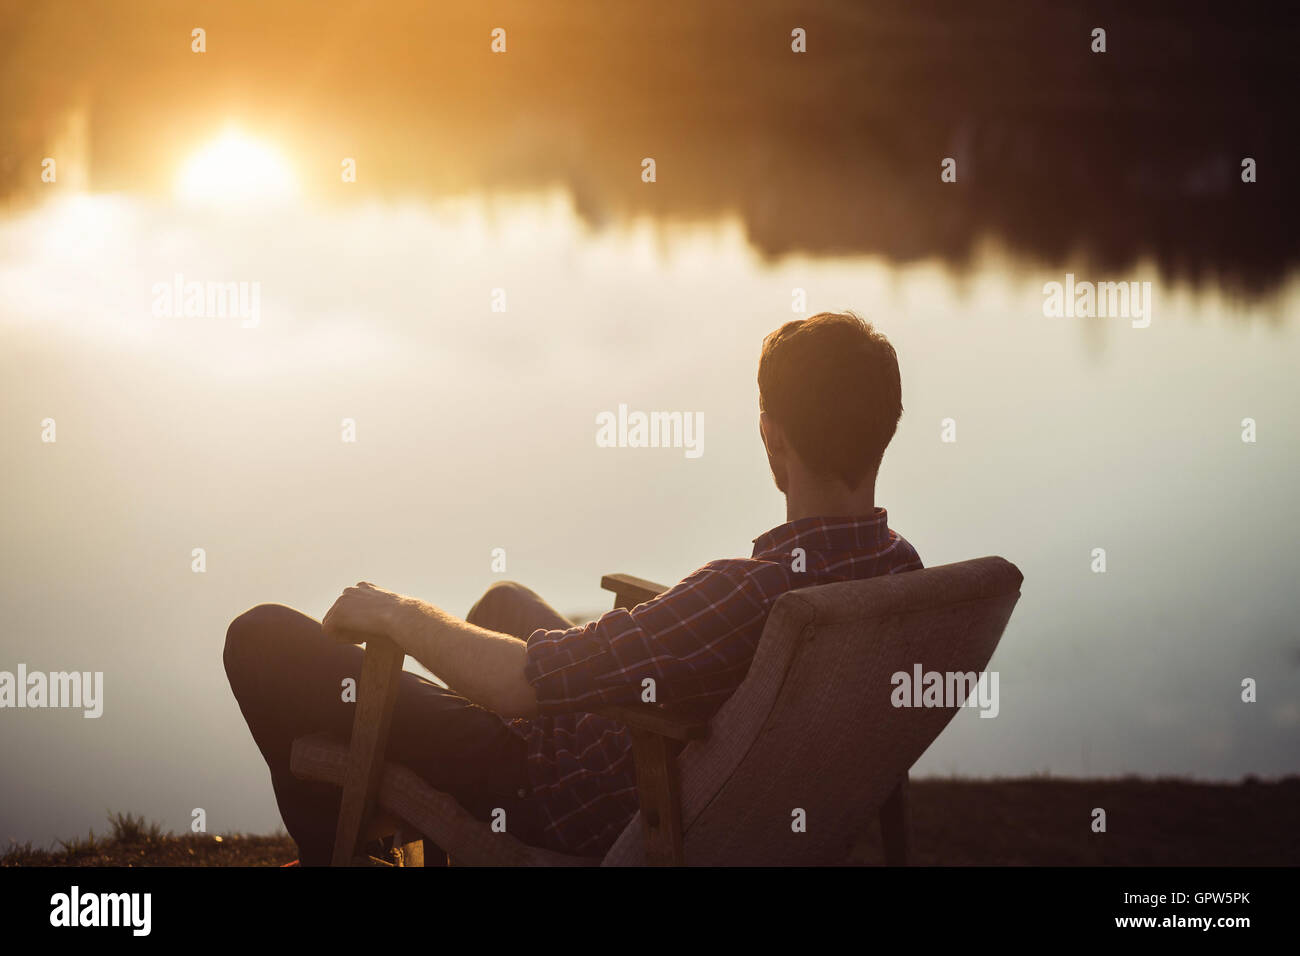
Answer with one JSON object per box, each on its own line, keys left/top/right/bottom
{"left": 757, "top": 311, "right": 903, "bottom": 489}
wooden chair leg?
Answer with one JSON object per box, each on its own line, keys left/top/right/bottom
{"left": 879, "top": 774, "right": 911, "bottom": 866}
{"left": 628, "top": 729, "right": 687, "bottom": 866}
{"left": 331, "top": 633, "right": 405, "bottom": 866}
{"left": 391, "top": 827, "right": 424, "bottom": 867}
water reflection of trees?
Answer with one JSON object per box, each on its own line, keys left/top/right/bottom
{"left": 2, "top": 0, "right": 1294, "bottom": 294}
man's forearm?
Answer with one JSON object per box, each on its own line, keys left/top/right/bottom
{"left": 386, "top": 597, "right": 541, "bottom": 719}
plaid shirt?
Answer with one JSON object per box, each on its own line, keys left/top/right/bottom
{"left": 506, "top": 509, "right": 923, "bottom": 856}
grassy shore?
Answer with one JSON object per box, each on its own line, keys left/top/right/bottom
{"left": 848, "top": 775, "right": 1299, "bottom": 866}
{"left": 6, "top": 777, "right": 1297, "bottom": 867}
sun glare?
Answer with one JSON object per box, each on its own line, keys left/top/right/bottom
{"left": 174, "top": 129, "right": 298, "bottom": 206}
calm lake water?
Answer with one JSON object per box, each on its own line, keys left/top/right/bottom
{"left": 1, "top": 190, "right": 1298, "bottom": 846}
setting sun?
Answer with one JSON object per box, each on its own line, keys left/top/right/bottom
{"left": 174, "top": 128, "right": 298, "bottom": 205}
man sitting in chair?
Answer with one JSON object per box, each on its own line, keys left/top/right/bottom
{"left": 224, "top": 311, "right": 922, "bottom": 863}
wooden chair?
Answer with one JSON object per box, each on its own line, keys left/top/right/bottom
{"left": 290, "top": 556, "right": 1022, "bottom": 866}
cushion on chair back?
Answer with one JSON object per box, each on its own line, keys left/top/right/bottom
{"left": 601, "top": 555, "right": 1023, "bottom": 866}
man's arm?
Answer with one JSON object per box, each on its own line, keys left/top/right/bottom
{"left": 321, "top": 583, "right": 540, "bottom": 719}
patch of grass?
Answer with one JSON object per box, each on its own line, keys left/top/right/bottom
{"left": 2, "top": 812, "right": 297, "bottom": 867}
{"left": 107, "top": 812, "right": 165, "bottom": 844}
{"left": 1, "top": 840, "right": 45, "bottom": 866}
{"left": 55, "top": 829, "right": 100, "bottom": 858}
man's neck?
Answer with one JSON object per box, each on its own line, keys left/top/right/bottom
{"left": 784, "top": 475, "right": 877, "bottom": 523}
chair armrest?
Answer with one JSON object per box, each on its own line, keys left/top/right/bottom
{"left": 600, "top": 573, "right": 669, "bottom": 610}
{"left": 590, "top": 700, "right": 711, "bottom": 742}
{"left": 596, "top": 572, "right": 699, "bottom": 865}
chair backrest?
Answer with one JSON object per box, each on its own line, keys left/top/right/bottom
{"left": 602, "top": 556, "right": 1023, "bottom": 865}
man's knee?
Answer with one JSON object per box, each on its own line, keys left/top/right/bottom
{"left": 224, "top": 603, "right": 296, "bottom": 688}
{"left": 466, "top": 580, "right": 531, "bottom": 627}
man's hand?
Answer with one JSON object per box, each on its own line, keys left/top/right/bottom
{"left": 321, "top": 581, "right": 406, "bottom": 643}
{"left": 320, "top": 581, "right": 540, "bottom": 717}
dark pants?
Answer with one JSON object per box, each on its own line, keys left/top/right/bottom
{"left": 223, "top": 581, "right": 572, "bottom": 865}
